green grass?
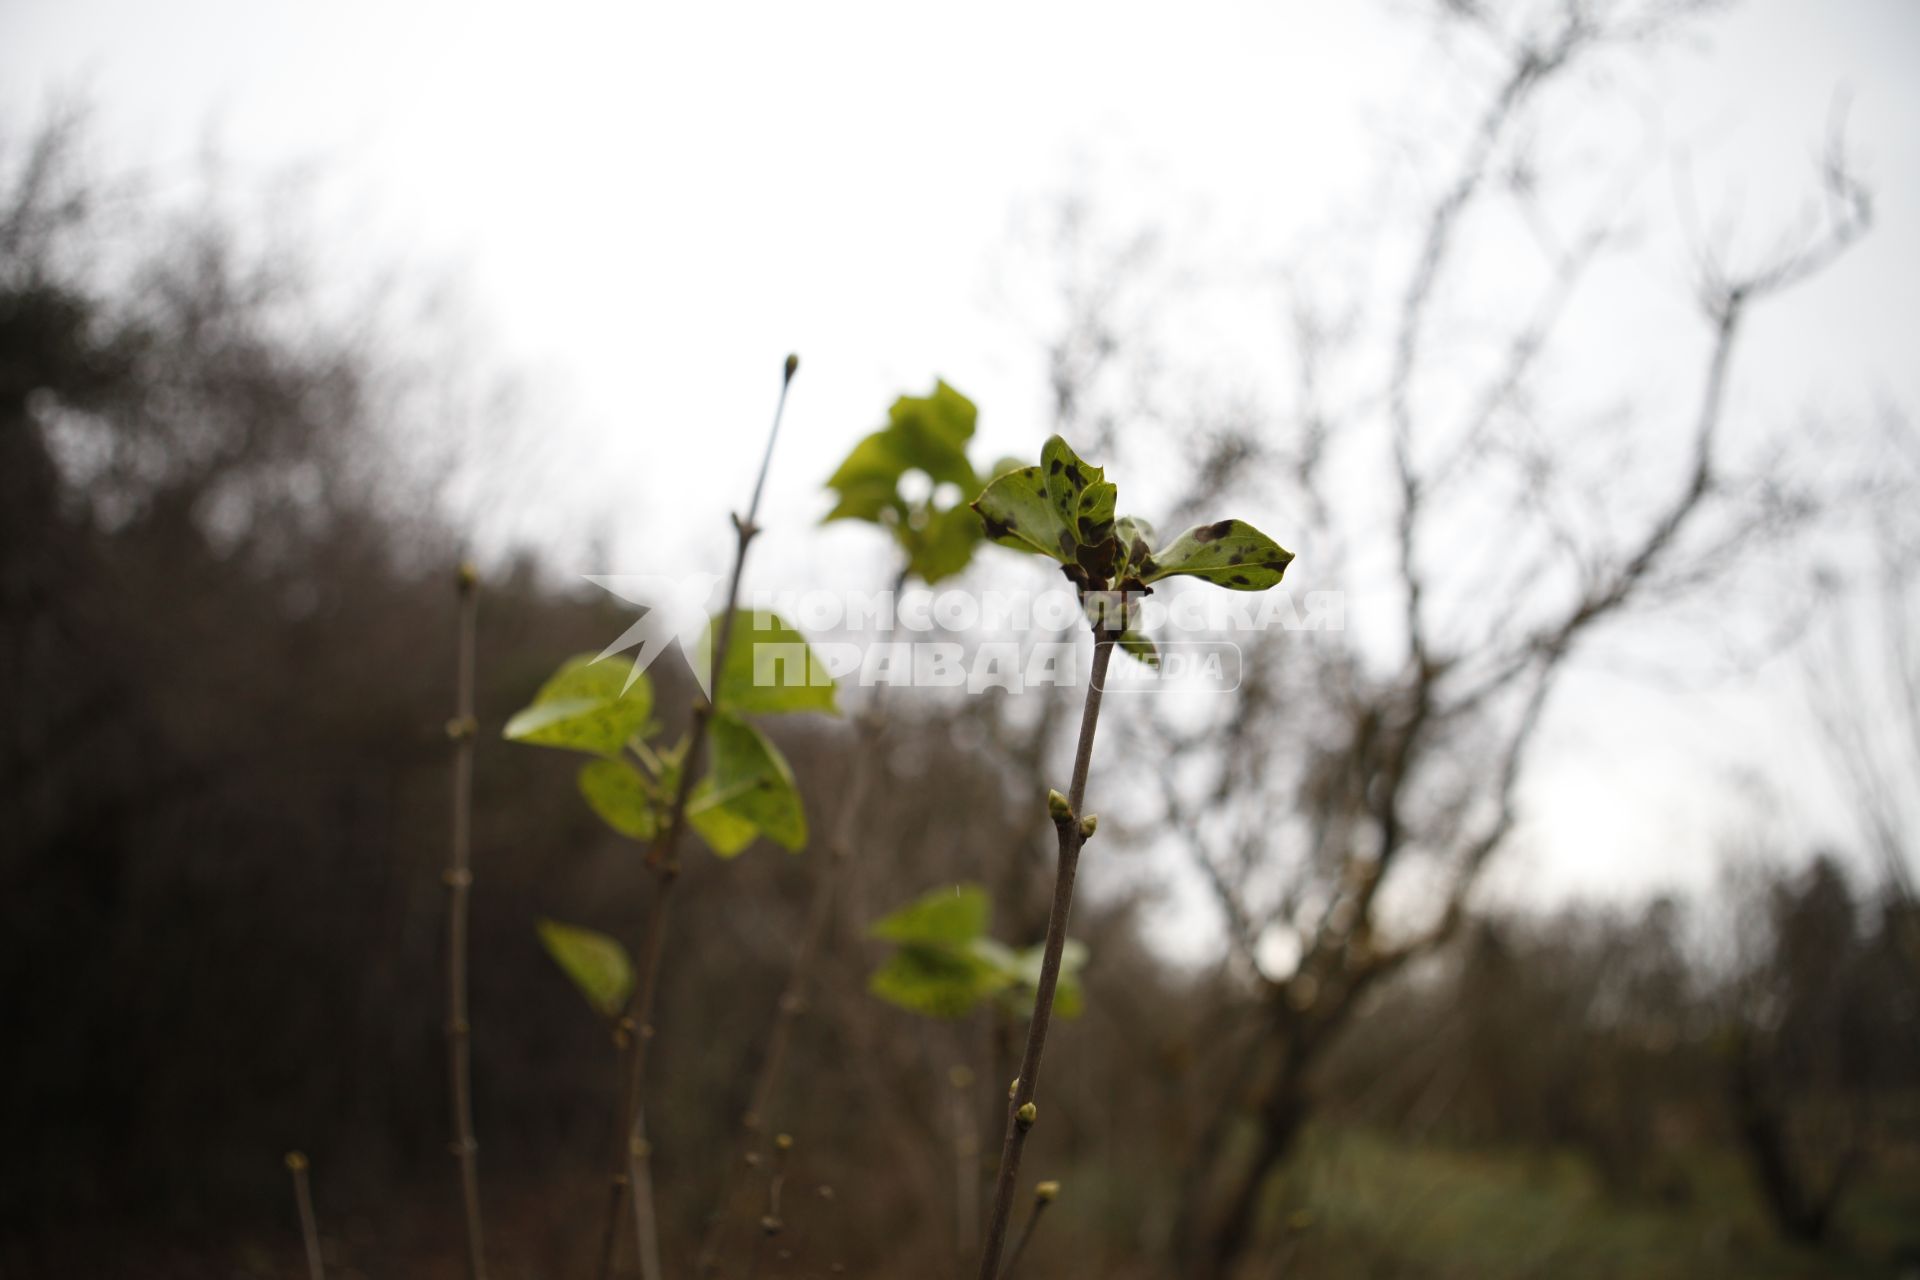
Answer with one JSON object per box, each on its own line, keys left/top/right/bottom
{"left": 1249, "top": 1127, "right": 1919, "bottom": 1280}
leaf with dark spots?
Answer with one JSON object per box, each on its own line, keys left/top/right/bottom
{"left": 1041, "top": 436, "right": 1102, "bottom": 534}
{"left": 971, "top": 465, "right": 1074, "bottom": 563}
{"left": 1146, "top": 520, "right": 1293, "bottom": 590}
{"left": 1193, "top": 519, "right": 1235, "bottom": 544}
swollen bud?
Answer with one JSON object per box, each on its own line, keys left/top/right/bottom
{"left": 1035, "top": 1180, "right": 1060, "bottom": 1203}
{"left": 1078, "top": 814, "right": 1098, "bottom": 839}
{"left": 456, "top": 561, "right": 479, "bottom": 592}
{"left": 1015, "top": 1102, "right": 1038, "bottom": 1130}
{"left": 784, "top": 353, "right": 800, "bottom": 383}
{"left": 1047, "top": 789, "right": 1073, "bottom": 822}
{"left": 774, "top": 1133, "right": 794, "bottom": 1153}
{"left": 284, "top": 1151, "right": 308, "bottom": 1172}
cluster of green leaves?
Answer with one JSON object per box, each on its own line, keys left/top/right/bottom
{"left": 866, "top": 884, "right": 1088, "bottom": 1021}
{"left": 971, "top": 434, "right": 1294, "bottom": 591}
{"left": 823, "top": 380, "right": 1019, "bottom": 585}
{"left": 505, "top": 612, "right": 837, "bottom": 1017}
{"left": 971, "top": 434, "right": 1294, "bottom": 663}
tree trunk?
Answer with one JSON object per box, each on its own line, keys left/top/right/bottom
{"left": 1178, "top": 1047, "right": 1310, "bottom": 1280}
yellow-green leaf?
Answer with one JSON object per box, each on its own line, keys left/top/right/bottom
{"left": 503, "top": 654, "right": 655, "bottom": 757}
{"left": 536, "top": 919, "right": 633, "bottom": 1018}
{"left": 687, "top": 778, "right": 759, "bottom": 856}
{"left": 688, "top": 714, "right": 807, "bottom": 854}
{"left": 577, "top": 758, "right": 659, "bottom": 840}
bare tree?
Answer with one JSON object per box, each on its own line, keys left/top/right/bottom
{"left": 1113, "top": 2, "right": 1878, "bottom": 1272}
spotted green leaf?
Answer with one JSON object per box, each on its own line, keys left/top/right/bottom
{"left": 1145, "top": 519, "right": 1294, "bottom": 590}
{"left": 1042, "top": 435, "right": 1104, "bottom": 539}
{"left": 536, "top": 919, "right": 633, "bottom": 1018}
{"left": 503, "top": 654, "right": 655, "bottom": 757}
{"left": 576, "top": 758, "right": 659, "bottom": 840}
{"left": 971, "top": 465, "right": 1071, "bottom": 561}
{"left": 1115, "top": 515, "right": 1157, "bottom": 578}
{"left": 1077, "top": 480, "right": 1117, "bottom": 548}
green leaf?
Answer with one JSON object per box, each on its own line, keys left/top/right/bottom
{"left": 1076, "top": 480, "right": 1117, "bottom": 547}
{"left": 823, "top": 473, "right": 904, "bottom": 524}
{"left": 536, "top": 919, "right": 634, "bottom": 1018}
{"left": 687, "top": 779, "right": 759, "bottom": 856}
{"left": 576, "top": 758, "right": 659, "bottom": 840}
{"left": 824, "top": 381, "right": 980, "bottom": 524}
{"left": 869, "top": 884, "right": 991, "bottom": 946}
{"left": 1114, "top": 514, "right": 1157, "bottom": 578}
{"left": 503, "top": 654, "right": 655, "bottom": 757}
{"left": 888, "top": 381, "right": 978, "bottom": 482}
{"left": 868, "top": 943, "right": 1008, "bottom": 1019}
{"left": 1144, "top": 519, "right": 1294, "bottom": 590}
{"left": 704, "top": 611, "right": 840, "bottom": 717}
{"left": 971, "top": 465, "right": 1073, "bottom": 561}
{"left": 1042, "top": 435, "right": 1104, "bottom": 539}
{"left": 906, "top": 503, "right": 984, "bottom": 585}
{"left": 865, "top": 885, "right": 1089, "bottom": 1021}
{"left": 825, "top": 431, "right": 913, "bottom": 501}
{"left": 971, "top": 435, "right": 1122, "bottom": 567}
{"left": 692, "top": 713, "right": 807, "bottom": 854}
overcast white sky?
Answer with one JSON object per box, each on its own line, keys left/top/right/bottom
{"left": 6, "top": 0, "right": 1917, "bottom": 922}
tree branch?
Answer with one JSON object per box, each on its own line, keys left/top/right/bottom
{"left": 976, "top": 624, "right": 1118, "bottom": 1280}
{"left": 597, "top": 355, "right": 799, "bottom": 1280}
{"left": 443, "top": 563, "right": 487, "bottom": 1280}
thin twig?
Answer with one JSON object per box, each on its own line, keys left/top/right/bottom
{"left": 976, "top": 624, "right": 1117, "bottom": 1280}
{"left": 285, "top": 1151, "right": 324, "bottom": 1280}
{"left": 598, "top": 355, "right": 800, "bottom": 1280}
{"left": 1001, "top": 1181, "right": 1058, "bottom": 1280}
{"left": 444, "top": 563, "right": 488, "bottom": 1280}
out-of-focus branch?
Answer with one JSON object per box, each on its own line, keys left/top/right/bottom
{"left": 598, "top": 356, "right": 799, "bottom": 1280}
{"left": 1390, "top": 17, "right": 1586, "bottom": 668}
{"left": 442, "top": 565, "right": 487, "bottom": 1280}
{"left": 284, "top": 1151, "right": 325, "bottom": 1280}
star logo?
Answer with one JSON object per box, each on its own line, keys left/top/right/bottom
{"left": 584, "top": 571, "right": 727, "bottom": 695}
